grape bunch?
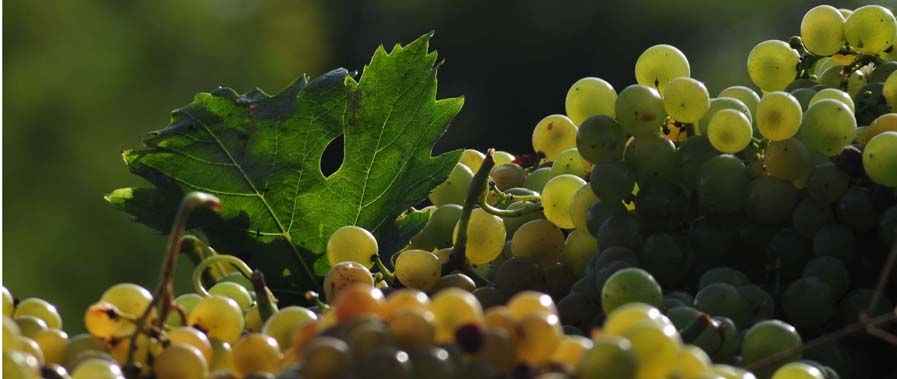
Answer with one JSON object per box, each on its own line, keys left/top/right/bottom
{"left": 6, "top": 3, "right": 897, "bottom": 379}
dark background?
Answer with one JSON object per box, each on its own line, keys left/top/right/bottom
{"left": 3, "top": 0, "right": 888, "bottom": 332}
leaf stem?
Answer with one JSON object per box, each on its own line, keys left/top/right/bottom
{"left": 125, "top": 192, "right": 221, "bottom": 374}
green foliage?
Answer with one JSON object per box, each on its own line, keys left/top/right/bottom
{"left": 107, "top": 33, "right": 463, "bottom": 297}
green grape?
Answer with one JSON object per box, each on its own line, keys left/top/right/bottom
{"left": 840, "top": 288, "right": 893, "bottom": 323}
{"left": 585, "top": 199, "right": 627, "bottom": 236}
{"left": 388, "top": 308, "right": 436, "bottom": 350}
{"left": 694, "top": 283, "right": 751, "bottom": 328}
{"left": 883, "top": 71, "right": 897, "bottom": 110}
{"left": 792, "top": 198, "right": 834, "bottom": 239}
{"left": 394, "top": 249, "right": 441, "bottom": 291}
{"left": 813, "top": 57, "right": 836, "bottom": 76}
{"left": 677, "top": 135, "right": 721, "bottom": 191}
{"left": 640, "top": 233, "right": 688, "bottom": 286}
{"left": 71, "top": 357, "right": 124, "bottom": 379}
{"left": 507, "top": 291, "right": 558, "bottom": 320}
{"left": 747, "top": 40, "right": 801, "bottom": 91}
{"left": 742, "top": 320, "right": 802, "bottom": 378}
{"left": 100, "top": 283, "right": 153, "bottom": 319}
{"left": 783, "top": 278, "right": 834, "bottom": 329}
{"left": 514, "top": 311, "right": 562, "bottom": 366}
{"left": 764, "top": 138, "right": 812, "bottom": 182}
{"left": 326, "top": 225, "right": 379, "bottom": 268}
{"left": 867, "top": 113, "right": 897, "bottom": 142}
{"left": 615, "top": 84, "right": 666, "bottom": 136}
{"left": 230, "top": 333, "right": 281, "bottom": 377}
{"left": 167, "top": 326, "right": 213, "bottom": 364}
{"left": 843, "top": 5, "right": 897, "bottom": 54}
{"left": 790, "top": 88, "right": 816, "bottom": 111}
{"left": 299, "top": 337, "right": 353, "bottom": 379}
{"left": 410, "top": 346, "right": 456, "bottom": 379}
{"left": 707, "top": 109, "right": 752, "bottom": 153}
{"left": 634, "top": 181, "right": 688, "bottom": 232}
{"left": 4, "top": 350, "right": 40, "bottom": 379}
{"left": 424, "top": 204, "right": 463, "bottom": 249}
{"left": 452, "top": 208, "right": 506, "bottom": 264}
{"left": 32, "top": 328, "right": 67, "bottom": 366}
{"left": 154, "top": 343, "right": 208, "bottom": 379}
{"left": 745, "top": 176, "right": 797, "bottom": 225}
{"left": 623, "top": 134, "right": 680, "bottom": 184}
{"left": 188, "top": 295, "right": 245, "bottom": 343}
{"left": 570, "top": 183, "right": 599, "bottom": 232}
{"left": 771, "top": 361, "right": 824, "bottom": 379}
{"left": 502, "top": 200, "right": 545, "bottom": 237}
{"left": 563, "top": 229, "right": 599, "bottom": 276}
{"left": 551, "top": 335, "right": 593, "bottom": 372}
{"left": 566, "top": 77, "right": 617, "bottom": 125}
{"left": 880, "top": 205, "right": 897, "bottom": 245}
{"left": 664, "top": 77, "right": 710, "bottom": 124}
{"left": 737, "top": 285, "right": 775, "bottom": 322}
{"left": 813, "top": 223, "right": 855, "bottom": 261}
{"left": 578, "top": 335, "right": 636, "bottom": 379}
{"left": 541, "top": 174, "right": 587, "bottom": 229}
{"left": 429, "top": 162, "right": 474, "bottom": 207}
{"left": 2, "top": 287, "right": 13, "bottom": 318}
{"left": 801, "top": 5, "right": 847, "bottom": 56}
{"left": 698, "top": 267, "right": 749, "bottom": 289}
{"left": 61, "top": 333, "right": 107, "bottom": 370}
{"left": 698, "top": 154, "right": 749, "bottom": 214}
{"left": 13, "top": 298, "right": 61, "bottom": 330}
{"left": 589, "top": 161, "right": 635, "bottom": 202}
{"left": 261, "top": 306, "right": 316, "bottom": 350}
{"left": 809, "top": 88, "right": 854, "bottom": 113}
{"left": 712, "top": 364, "right": 758, "bottom": 379}
{"left": 576, "top": 115, "right": 625, "bottom": 164}
{"left": 601, "top": 268, "right": 663, "bottom": 314}
{"left": 429, "top": 288, "right": 483, "bottom": 343}
{"left": 523, "top": 167, "right": 556, "bottom": 192}
{"left": 623, "top": 321, "right": 681, "bottom": 379}
{"left": 634, "top": 44, "right": 691, "bottom": 96}
{"left": 511, "top": 219, "right": 565, "bottom": 268}
{"left": 491, "top": 163, "right": 527, "bottom": 190}
{"left": 712, "top": 316, "right": 739, "bottom": 360}
{"left": 802, "top": 256, "right": 848, "bottom": 300}
{"left": 698, "top": 97, "right": 751, "bottom": 136}
{"left": 14, "top": 316, "right": 47, "bottom": 339}
{"left": 757, "top": 91, "right": 802, "bottom": 141}
{"left": 807, "top": 163, "right": 849, "bottom": 203}
{"left": 863, "top": 131, "right": 897, "bottom": 187}
{"left": 493, "top": 151, "right": 516, "bottom": 166}
{"left": 550, "top": 148, "right": 591, "bottom": 179}
{"left": 597, "top": 214, "right": 643, "bottom": 253}
{"left": 602, "top": 302, "right": 668, "bottom": 336}
{"left": 532, "top": 114, "right": 578, "bottom": 162}
{"left": 459, "top": 149, "right": 485, "bottom": 173}
{"left": 677, "top": 344, "right": 712, "bottom": 378}
{"left": 208, "top": 282, "right": 252, "bottom": 312}
{"left": 800, "top": 99, "right": 856, "bottom": 157}
{"left": 719, "top": 86, "right": 761, "bottom": 121}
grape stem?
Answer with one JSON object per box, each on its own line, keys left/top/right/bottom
{"left": 372, "top": 254, "right": 396, "bottom": 282}
{"left": 125, "top": 192, "right": 222, "bottom": 375}
{"left": 251, "top": 270, "right": 278, "bottom": 323}
{"left": 443, "top": 149, "right": 496, "bottom": 287}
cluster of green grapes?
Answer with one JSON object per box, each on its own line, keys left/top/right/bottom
{"left": 7, "top": 3, "right": 897, "bottom": 379}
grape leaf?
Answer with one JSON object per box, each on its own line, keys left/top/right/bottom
{"left": 106, "top": 33, "right": 463, "bottom": 298}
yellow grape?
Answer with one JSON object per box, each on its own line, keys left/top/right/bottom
{"left": 601, "top": 302, "right": 670, "bottom": 337}
{"left": 634, "top": 44, "right": 691, "bottom": 96}
{"left": 2, "top": 287, "right": 13, "bottom": 318}
{"left": 663, "top": 77, "right": 710, "bottom": 124}
{"left": 676, "top": 344, "right": 712, "bottom": 378}
{"left": 71, "top": 357, "right": 124, "bottom": 379}
{"left": 459, "top": 149, "right": 485, "bottom": 173}
{"left": 756, "top": 91, "right": 802, "bottom": 141}
{"left": 13, "top": 298, "right": 61, "bottom": 330}
{"left": 429, "top": 288, "right": 484, "bottom": 343}
{"left": 565, "top": 77, "right": 617, "bottom": 125}
{"left": 323, "top": 261, "right": 374, "bottom": 303}
{"left": 262, "top": 306, "right": 318, "bottom": 350}
{"left": 550, "top": 335, "right": 593, "bottom": 372}
{"left": 384, "top": 289, "right": 430, "bottom": 319}
{"left": 623, "top": 321, "right": 682, "bottom": 379}
{"left": 387, "top": 307, "right": 436, "bottom": 350}
{"left": 167, "top": 326, "right": 213, "bottom": 364}
{"left": 32, "top": 328, "right": 67, "bottom": 365}
{"left": 510, "top": 219, "right": 565, "bottom": 268}
{"left": 84, "top": 302, "right": 131, "bottom": 340}
{"left": 326, "top": 225, "right": 379, "bottom": 268}
{"left": 532, "top": 114, "right": 578, "bottom": 162}
{"left": 153, "top": 343, "right": 208, "bottom": 379}
{"left": 550, "top": 148, "right": 591, "bottom": 179}
{"left": 801, "top": 5, "right": 846, "bottom": 56}
{"left": 429, "top": 162, "right": 475, "bottom": 207}
{"left": 562, "top": 229, "right": 599, "bottom": 276}
{"left": 514, "top": 311, "right": 562, "bottom": 366}
{"left": 188, "top": 295, "right": 244, "bottom": 344}
{"left": 542, "top": 174, "right": 587, "bottom": 229}
{"left": 570, "top": 182, "right": 599, "bottom": 232}
{"left": 747, "top": 40, "right": 800, "bottom": 91}
{"left": 507, "top": 291, "right": 558, "bottom": 321}
{"left": 394, "top": 249, "right": 442, "bottom": 291}
{"left": 100, "top": 283, "right": 153, "bottom": 319}
{"left": 231, "top": 333, "right": 283, "bottom": 377}
{"left": 453, "top": 208, "right": 506, "bottom": 265}
{"left": 708, "top": 109, "right": 752, "bottom": 153}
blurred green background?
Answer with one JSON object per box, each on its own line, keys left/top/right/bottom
{"left": 4, "top": 0, "right": 892, "bottom": 332}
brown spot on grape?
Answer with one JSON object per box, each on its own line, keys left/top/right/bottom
{"left": 548, "top": 123, "right": 554, "bottom": 130}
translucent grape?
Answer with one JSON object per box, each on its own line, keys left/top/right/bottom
{"left": 578, "top": 336, "right": 636, "bottom": 379}
{"left": 167, "top": 293, "right": 203, "bottom": 327}
{"left": 863, "top": 131, "right": 897, "bottom": 187}
{"left": 326, "top": 225, "right": 379, "bottom": 268}
{"left": 550, "top": 148, "right": 591, "bottom": 179}
{"left": 231, "top": 333, "right": 282, "bottom": 377}
{"left": 84, "top": 302, "right": 130, "bottom": 340}
{"left": 615, "top": 84, "right": 666, "bottom": 136}
{"left": 523, "top": 167, "right": 556, "bottom": 192}
{"left": 707, "top": 109, "right": 752, "bottom": 154}
{"left": 511, "top": 219, "right": 565, "bottom": 268}
{"left": 601, "top": 302, "right": 667, "bottom": 336}
{"left": 634, "top": 44, "right": 690, "bottom": 95}
{"left": 757, "top": 91, "right": 802, "bottom": 141}
{"left": 565, "top": 77, "right": 617, "bottom": 125}
{"left": 493, "top": 151, "right": 515, "bottom": 166}
{"left": 747, "top": 40, "right": 801, "bottom": 91}
{"left": 422, "top": 204, "right": 463, "bottom": 250}
{"left": 541, "top": 174, "right": 587, "bottom": 229}
{"left": 664, "top": 77, "right": 710, "bottom": 124}
{"left": 331, "top": 285, "right": 386, "bottom": 324}
{"left": 563, "top": 229, "right": 599, "bottom": 276}
{"left": 677, "top": 344, "right": 712, "bottom": 378}
{"left": 698, "top": 97, "right": 752, "bottom": 136}
{"left": 452, "top": 208, "right": 506, "bottom": 264}
{"left": 32, "top": 328, "right": 67, "bottom": 365}
{"left": 532, "top": 114, "right": 578, "bottom": 162}
{"left": 514, "top": 311, "right": 562, "bottom": 366}
{"left": 550, "top": 335, "right": 593, "bottom": 372}
{"left": 208, "top": 282, "right": 252, "bottom": 311}
{"left": 429, "top": 162, "right": 474, "bottom": 207}
{"left": 623, "top": 321, "right": 681, "bottom": 379}
{"left": 809, "top": 88, "right": 854, "bottom": 113}
{"left": 719, "top": 86, "right": 760, "bottom": 121}
{"left": 742, "top": 320, "right": 802, "bottom": 375}
{"left": 867, "top": 113, "right": 897, "bottom": 142}
{"left": 188, "top": 295, "right": 245, "bottom": 343}
{"left": 576, "top": 115, "right": 625, "bottom": 164}
{"left": 843, "top": 5, "right": 897, "bottom": 54}
{"left": 623, "top": 134, "right": 680, "bottom": 184}
{"left": 100, "top": 283, "right": 153, "bottom": 319}
{"left": 153, "top": 343, "right": 208, "bottom": 379}
{"left": 71, "top": 357, "right": 124, "bottom": 379}
{"left": 570, "top": 183, "right": 599, "bottom": 231}
{"left": 801, "top": 5, "right": 847, "bottom": 56}
{"left": 2, "top": 287, "right": 13, "bottom": 318}
{"left": 771, "top": 361, "right": 824, "bottom": 379}
{"left": 13, "top": 298, "right": 61, "bottom": 330}
{"left": 491, "top": 163, "right": 526, "bottom": 190}
{"left": 394, "top": 249, "right": 441, "bottom": 291}
{"left": 507, "top": 291, "right": 557, "bottom": 321}
{"left": 459, "top": 149, "right": 485, "bottom": 173}
{"left": 800, "top": 99, "right": 857, "bottom": 157}
{"left": 601, "top": 268, "right": 663, "bottom": 314}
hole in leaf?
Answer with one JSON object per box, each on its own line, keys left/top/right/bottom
{"left": 321, "top": 134, "right": 344, "bottom": 177}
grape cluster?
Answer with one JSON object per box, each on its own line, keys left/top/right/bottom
{"left": 6, "top": 4, "right": 897, "bottom": 379}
